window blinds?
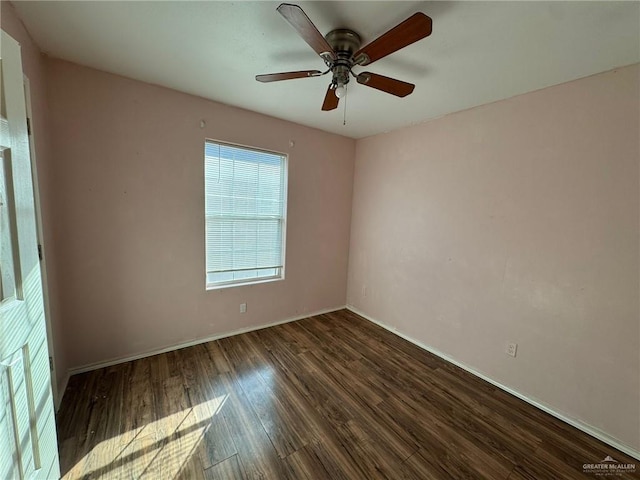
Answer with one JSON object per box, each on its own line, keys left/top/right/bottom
{"left": 205, "top": 140, "right": 286, "bottom": 286}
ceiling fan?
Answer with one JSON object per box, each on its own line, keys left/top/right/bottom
{"left": 256, "top": 3, "right": 433, "bottom": 111}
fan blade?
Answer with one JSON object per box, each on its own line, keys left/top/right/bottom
{"left": 256, "top": 70, "right": 323, "bottom": 82}
{"left": 353, "top": 12, "right": 432, "bottom": 66}
{"left": 277, "top": 3, "right": 336, "bottom": 62}
{"left": 322, "top": 84, "right": 339, "bottom": 111}
{"left": 356, "top": 72, "right": 415, "bottom": 97}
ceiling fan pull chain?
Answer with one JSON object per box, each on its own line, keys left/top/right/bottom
{"left": 343, "top": 85, "right": 348, "bottom": 126}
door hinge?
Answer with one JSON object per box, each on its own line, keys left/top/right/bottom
{"left": 26, "top": 117, "right": 32, "bottom": 136}
{"left": 49, "top": 356, "right": 54, "bottom": 371}
{"left": 37, "top": 244, "right": 43, "bottom": 261}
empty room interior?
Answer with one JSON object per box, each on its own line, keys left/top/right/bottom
{"left": 1, "top": 1, "right": 639, "bottom": 479}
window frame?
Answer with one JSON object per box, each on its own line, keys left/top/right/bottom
{"left": 204, "top": 138, "right": 288, "bottom": 290}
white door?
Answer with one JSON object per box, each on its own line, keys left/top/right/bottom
{"left": 0, "top": 30, "right": 60, "bottom": 480}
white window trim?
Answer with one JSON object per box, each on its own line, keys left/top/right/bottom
{"left": 206, "top": 273, "right": 284, "bottom": 291}
{"left": 204, "top": 139, "right": 288, "bottom": 290}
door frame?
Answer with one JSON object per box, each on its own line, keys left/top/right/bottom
{"left": 22, "top": 75, "right": 60, "bottom": 409}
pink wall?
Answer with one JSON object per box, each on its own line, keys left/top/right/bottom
{"left": 347, "top": 64, "right": 640, "bottom": 452}
{"left": 1, "top": 2, "right": 68, "bottom": 397}
{"left": 45, "top": 58, "right": 355, "bottom": 370}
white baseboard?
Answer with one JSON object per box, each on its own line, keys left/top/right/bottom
{"left": 66, "top": 305, "right": 346, "bottom": 377}
{"left": 346, "top": 305, "right": 640, "bottom": 462}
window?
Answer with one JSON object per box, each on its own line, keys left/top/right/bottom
{"left": 204, "top": 140, "right": 287, "bottom": 289}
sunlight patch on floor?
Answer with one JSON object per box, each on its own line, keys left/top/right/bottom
{"left": 63, "top": 394, "right": 228, "bottom": 479}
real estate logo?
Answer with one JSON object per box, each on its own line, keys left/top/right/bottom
{"left": 582, "top": 455, "right": 636, "bottom": 477}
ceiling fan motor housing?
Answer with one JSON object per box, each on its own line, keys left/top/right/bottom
{"left": 325, "top": 29, "right": 361, "bottom": 86}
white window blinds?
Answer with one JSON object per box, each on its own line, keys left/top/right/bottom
{"left": 205, "top": 140, "right": 287, "bottom": 288}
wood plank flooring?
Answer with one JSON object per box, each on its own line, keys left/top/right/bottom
{"left": 56, "top": 310, "right": 638, "bottom": 479}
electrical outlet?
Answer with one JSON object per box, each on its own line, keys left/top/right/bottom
{"left": 506, "top": 342, "right": 518, "bottom": 357}
{"left": 362, "top": 285, "right": 367, "bottom": 297}
{"left": 240, "top": 303, "right": 247, "bottom": 313}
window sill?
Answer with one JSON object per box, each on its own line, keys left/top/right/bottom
{"left": 206, "top": 275, "right": 284, "bottom": 291}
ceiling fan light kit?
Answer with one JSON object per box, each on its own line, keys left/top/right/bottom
{"left": 256, "top": 3, "right": 432, "bottom": 111}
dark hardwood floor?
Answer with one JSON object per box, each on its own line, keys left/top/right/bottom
{"left": 56, "top": 310, "right": 638, "bottom": 479}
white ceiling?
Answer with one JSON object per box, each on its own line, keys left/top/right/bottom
{"left": 11, "top": 1, "right": 640, "bottom": 139}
